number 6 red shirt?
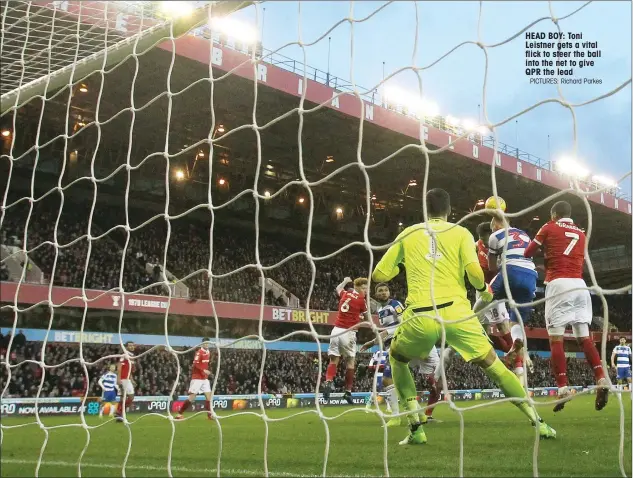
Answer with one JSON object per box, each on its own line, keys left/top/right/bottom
{"left": 529, "top": 218, "right": 585, "bottom": 283}
{"left": 334, "top": 289, "right": 367, "bottom": 329}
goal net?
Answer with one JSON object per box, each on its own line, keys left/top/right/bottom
{"left": 1, "top": 1, "right": 631, "bottom": 476}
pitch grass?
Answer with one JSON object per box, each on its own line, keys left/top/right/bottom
{"left": 1, "top": 395, "right": 631, "bottom": 477}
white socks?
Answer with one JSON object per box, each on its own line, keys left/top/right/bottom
{"left": 510, "top": 323, "right": 524, "bottom": 343}
{"left": 385, "top": 384, "right": 399, "bottom": 415}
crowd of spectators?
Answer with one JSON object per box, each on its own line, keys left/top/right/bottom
{"left": 1, "top": 199, "right": 630, "bottom": 331}
{"left": 0, "top": 338, "right": 622, "bottom": 399}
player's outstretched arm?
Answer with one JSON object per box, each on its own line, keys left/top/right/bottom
{"left": 335, "top": 277, "right": 352, "bottom": 295}
{"left": 372, "top": 241, "right": 403, "bottom": 283}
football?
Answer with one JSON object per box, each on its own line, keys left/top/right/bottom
{"left": 102, "top": 403, "right": 111, "bottom": 415}
{"left": 484, "top": 196, "right": 507, "bottom": 212}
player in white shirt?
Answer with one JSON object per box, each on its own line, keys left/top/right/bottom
{"left": 98, "top": 365, "right": 119, "bottom": 418}
{"left": 611, "top": 337, "right": 632, "bottom": 391}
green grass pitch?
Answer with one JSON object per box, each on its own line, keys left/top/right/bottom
{"left": 1, "top": 395, "right": 631, "bottom": 477}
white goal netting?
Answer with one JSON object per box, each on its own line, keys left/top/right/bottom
{"left": 1, "top": 1, "right": 631, "bottom": 477}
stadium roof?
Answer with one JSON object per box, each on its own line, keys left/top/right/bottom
{"left": 1, "top": 1, "right": 631, "bottom": 258}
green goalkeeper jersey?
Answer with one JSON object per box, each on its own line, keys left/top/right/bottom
{"left": 373, "top": 218, "right": 479, "bottom": 308}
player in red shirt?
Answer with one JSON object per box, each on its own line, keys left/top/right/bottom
{"left": 115, "top": 341, "right": 135, "bottom": 422}
{"left": 175, "top": 338, "right": 214, "bottom": 420}
{"left": 525, "top": 201, "right": 608, "bottom": 412}
{"left": 321, "top": 277, "right": 370, "bottom": 404}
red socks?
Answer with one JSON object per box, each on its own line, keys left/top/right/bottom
{"left": 581, "top": 338, "right": 606, "bottom": 382}
{"left": 325, "top": 363, "right": 337, "bottom": 382}
{"left": 425, "top": 375, "right": 440, "bottom": 416}
{"left": 501, "top": 333, "right": 513, "bottom": 352}
{"left": 344, "top": 368, "right": 355, "bottom": 392}
{"left": 205, "top": 400, "right": 211, "bottom": 412}
{"left": 179, "top": 400, "right": 191, "bottom": 413}
{"left": 491, "top": 335, "right": 511, "bottom": 353}
{"left": 550, "top": 340, "right": 568, "bottom": 388}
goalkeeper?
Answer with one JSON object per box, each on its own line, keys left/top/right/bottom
{"left": 372, "top": 188, "right": 556, "bottom": 445}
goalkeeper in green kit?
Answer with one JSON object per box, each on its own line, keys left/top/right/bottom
{"left": 372, "top": 188, "right": 556, "bottom": 445}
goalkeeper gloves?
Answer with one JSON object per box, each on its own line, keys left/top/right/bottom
{"left": 478, "top": 284, "right": 494, "bottom": 303}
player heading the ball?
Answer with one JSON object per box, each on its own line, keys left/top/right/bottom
{"left": 486, "top": 213, "right": 537, "bottom": 373}
{"left": 372, "top": 188, "right": 555, "bottom": 446}
{"left": 175, "top": 338, "right": 215, "bottom": 420}
{"left": 525, "top": 201, "right": 609, "bottom": 412}
{"left": 321, "top": 277, "right": 371, "bottom": 404}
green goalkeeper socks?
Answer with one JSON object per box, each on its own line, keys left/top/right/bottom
{"left": 390, "top": 355, "right": 422, "bottom": 426}
{"left": 484, "top": 357, "right": 539, "bottom": 425}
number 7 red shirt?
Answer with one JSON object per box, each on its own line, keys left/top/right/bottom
{"left": 528, "top": 218, "right": 585, "bottom": 283}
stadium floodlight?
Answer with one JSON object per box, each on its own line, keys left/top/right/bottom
{"left": 78, "top": 84, "right": 88, "bottom": 93}
{"left": 1, "top": 130, "right": 10, "bottom": 137}
{"left": 198, "top": 151, "right": 205, "bottom": 158}
{"left": 211, "top": 17, "right": 258, "bottom": 44}
{"left": 398, "top": 222, "right": 403, "bottom": 226}
{"left": 476, "top": 198, "right": 485, "bottom": 206}
{"left": 264, "top": 190, "right": 271, "bottom": 198}
{"left": 159, "top": 1, "right": 195, "bottom": 18}
{"left": 461, "top": 119, "right": 477, "bottom": 132}
{"left": 326, "top": 156, "right": 335, "bottom": 163}
{"left": 477, "top": 125, "right": 490, "bottom": 136}
{"left": 446, "top": 115, "right": 461, "bottom": 126}
{"left": 556, "top": 157, "right": 590, "bottom": 179}
{"left": 408, "top": 179, "right": 418, "bottom": 187}
{"left": 592, "top": 175, "right": 618, "bottom": 189}
{"left": 174, "top": 169, "right": 185, "bottom": 180}
{"left": 218, "top": 178, "right": 226, "bottom": 185}
{"left": 335, "top": 207, "right": 343, "bottom": 214}
{"left": 383, "top": 85, "right": 439, "bottom": 117}
{"left": 217, "top": 124, "right": 226, "bottom": 133}
{"left": 298, "top": 197, "right": 305, "bottom": 204}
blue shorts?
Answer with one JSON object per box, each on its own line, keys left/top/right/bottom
{"left": 490, "top": 265, "right": 537, "bottom": 324}
{"left": 617, "top": 368, "right": 631, "bottom": 380}
{"left": 102, "top": 390, "right": 117, "bottom": 402}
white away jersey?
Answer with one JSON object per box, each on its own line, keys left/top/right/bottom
{"left": 99, "top": 372, "right": 118, "bottom": 392}
{"left": 488, "top": 227, "right": 535, "bottom": 271}
{"left": 614, "top": 345, "right": 632, "bottom": 369}
{"left": 377, "top": 298, "right": 404, "bottom": 339}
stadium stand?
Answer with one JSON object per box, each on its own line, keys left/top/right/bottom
{"left": 0, "top": 339, "right": 621, "bottom": 399}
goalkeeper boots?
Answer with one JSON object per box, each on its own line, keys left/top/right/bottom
{"left": 343, "top": 390, "right": 354, "bottom": 405}
{"left": 538, "top": 421, "right": 557, "bottom": 439}
{"left": 398, "top": 425, "right": 427, "bottom": 445}
{"left": 385, "top": 417, "right": 402, "bottom": 428}
{"left": 595, "top": 378, "right": 609, "bottom": 411}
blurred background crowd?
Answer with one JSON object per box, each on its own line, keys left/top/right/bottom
{"left": 0, "top": 338, "right": 620, "bottom": 399}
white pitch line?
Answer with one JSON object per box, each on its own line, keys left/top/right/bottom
{"left": 1, "top": 458, "right": 373, "bottom": 477}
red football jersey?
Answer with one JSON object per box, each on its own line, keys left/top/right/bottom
{"left": 191, "top": 348, "right": 211, "bottom": 380}
{"left": 335, "top": 289, "right": 367, "bottom": 329}
{"left": 119, "top": 357, "right": 133, "bottom": 380}
{"left": 533, "top": 218, "right": 585, "bottom": 282}
{"left": 476, "top": 239, "right": 494, "bottom": 283}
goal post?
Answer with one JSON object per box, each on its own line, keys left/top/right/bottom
{"left": 0, "top": 0, "right": 252, "bottom": 114}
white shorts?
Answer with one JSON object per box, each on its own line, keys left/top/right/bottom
{"left": 476, "top": 291, "right": 509, "bottom": 325}
{"left": 188, "top": 379, "right": 212, "bottom": 395}
{"left": 328, "top": 327, "right": 357, "bottom": 358}
{"left": 410, "top": 347, "right": 440, "bottom": 375}
{"left": 120, "top": 379, "right": 134, "bottom": 396}
{"left": 545, "top": 278, "right": 592, "bottom": 331}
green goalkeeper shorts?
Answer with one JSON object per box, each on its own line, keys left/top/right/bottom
{"left": 390, "top": 297, "right": 493, "bottom": 363}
